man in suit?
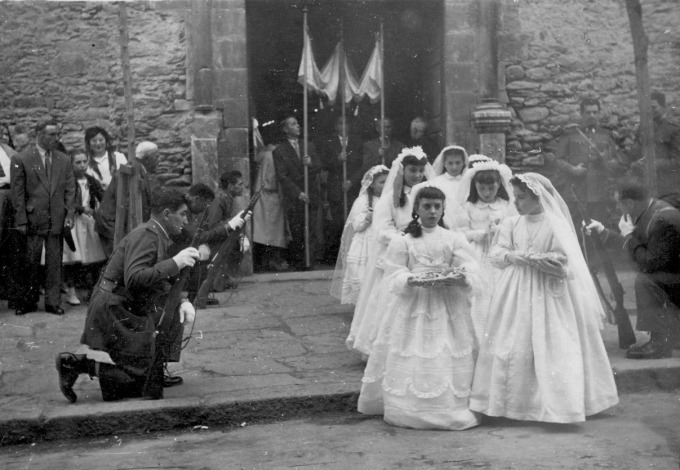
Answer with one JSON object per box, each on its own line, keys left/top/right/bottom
{"left": 273, "top": 116, "right": 323, "bottom": 270}
{"left": 405, "top": 117, "right": 440, "bottom": 164}
{"left": 10, "top": 118, "right": 75, "bottom": 316}
{"left": 95, "top": 141, "right": 159, "bottom": 256}
{"left": 321, "top": 116, "right": 363, "bottom": 263}
{"left": 361, "top": 117, "right": 404, "bottom": 171}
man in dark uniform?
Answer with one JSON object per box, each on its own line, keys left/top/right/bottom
{"left": 273, "top": 116, "right": 323, "bottom": 270}
{"left": 554, "top": 97, "right": 621, "bottom": 227}
{"left": 320, "top": 116, "right": 363, "bottom": 263}
{"left": 587, "top": 179, "right": 680, "bottom": 359}
{"left": 628, "top": 91, "right": 680, "bottom": 197}
{"left": 55, "top": 187, "right": 200, "bottom": 402}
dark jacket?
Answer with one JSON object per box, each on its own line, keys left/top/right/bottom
{"left": 273, "top": 140, "right": 322, "bottom": 204}
{"left": 10, "top": 146, "right": 75, "bottom": 235}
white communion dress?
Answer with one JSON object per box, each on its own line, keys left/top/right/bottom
{"left": 358, "top": 225, "right": 481, "bottom": 430}
{"left": 469, "top": 213, "right": 619, "bottom": 423}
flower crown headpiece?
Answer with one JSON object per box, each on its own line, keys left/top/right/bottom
{"left": 361, "top": 164, "right": 389, "bottom": 189}
{"left": 515, "top": 173, "right": 543, "bottom": 197}
{"left": 397, "top": 146, "right": 428, "bottom": 162}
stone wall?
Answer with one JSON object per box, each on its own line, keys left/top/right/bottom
{"left": 0, "top": 1, "right": 192, "bottom": 185}
{"left": 499, "top": 0, "right": 680, "bottom": 163}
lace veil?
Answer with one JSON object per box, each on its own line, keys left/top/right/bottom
{"left": 330, "top": 164, "right": 389, "bottom": 301}
{"left": 431, "top": 145, "right": 469, "bottom": 176}
{"left": 514, "top": 172, "right": 606, "bottom": 327}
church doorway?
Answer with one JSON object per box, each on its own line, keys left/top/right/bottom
{"left": 246, "top": 0, "right": 445, "bottom": 146}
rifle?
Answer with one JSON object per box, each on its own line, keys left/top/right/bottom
{"left": 194, "top": 188, "right": 262, "bottom": 309}
{"left": 569, "top": 186, "right": 637, "bottom": 349}
{"left": 2, "top": 123, "right": 14, "bottom": 150}
{"left": 142, "top": 208, "right": 209, "bottom": 399}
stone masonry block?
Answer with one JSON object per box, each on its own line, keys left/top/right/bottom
{"left": 213, "top": 68, "right": 248, "bottom": 105}
{"left": 444, "top": 1, "right": 475, "bottom": 31}
{"left": 217, "top": 127, "right": 248, "bottom": 166}
{"left": 445, "top": 63, "right": 478, "bottom": 92}
{"left": 210, "top": 7, "right": 246, "bottom": 40}
{"left": 444, "top": 33, "right": 476, "bottom": 63}
{"left": 214, "top": 38, "right": 247, "bottom": 69}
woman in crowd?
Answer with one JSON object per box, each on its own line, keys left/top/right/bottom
{"left": 84, "top": 126, "right": 127, "bottom": 191}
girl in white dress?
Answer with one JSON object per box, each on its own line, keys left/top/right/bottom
{"left": 330, "top": 165, "right": 389, "bottom": 305}
{"left": 358, "top": 185, "right": 481, "bottom": 430}
{"left": 423, "top": 145, "right": 468, "bottom": 230}
{"left": 457, "top": 159, "right": 517, "bottom": 340}
{"left": 470, "top": 173, "right": 619, "bottom": 423}
{"left": 346, "top": 147, "right": 435, "bottom": 357}
{"left": 63, "top": 151, "right": 107, "bottom": 304}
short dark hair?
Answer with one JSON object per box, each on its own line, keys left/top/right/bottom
{"left": 187, "top": 183, "right": 215, "bottom": 201}
{"left": 220, "top": 170, "right": 243, "bottom": 189}
{"left": 651, "top": 91, "right": 666, "bottom": 108}
{"left": 35, "top": 118, "right": 59, "bottom": 134}
{"left": 150, "top": 186, "right": 187, "bottom": 214}
{"left": 280, "top": 116, "right": 295, "bottom": 132}
{"left": 580, "top": 97, "right": 601, "bottom": 113}
{"left": 616, "top": 179, "right": 649, "bottom": 201}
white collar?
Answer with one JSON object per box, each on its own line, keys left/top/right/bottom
{"left": 443, "top": 172, "right": 464, "bottom": 181}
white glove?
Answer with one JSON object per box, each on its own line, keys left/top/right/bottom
{"left": 226, "top": 212, "right": 246, "bottom": 231}
{"left": 198, "top": 244, "right": 211, "bottom": 261}
{"left": 618, "top": 214, "right": 635, "bottom": 237}
{"left": 505, "top": 251, "right": 529, "bottom": 266}
{"left": 467, "top": 229, "right": 487, "bottom": 243}
{"left": 584, "top": 220, "right": 604, "bottom": 235}
{"left": 179, "top": 301, "right": 196, "bottom": 324}
{"left": 173, "top": 247, "right": 199, "bottom": 269}
{"left": 241, "top": 236, "right": 251, "bottom": 253}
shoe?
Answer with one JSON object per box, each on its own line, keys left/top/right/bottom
{"left": 206, "top": 297, "right": 219, "bottom": 306}
{"left": 15, "top": 304, "right": 38, "bottom": 316}
{"left": 224, "top": 281, "right": 238, "bottom": 290}
{"left": 163, "top": 374, "right": 184, "bottom": 387}
{"left": 55, "top": 353, "right": 87, "bottom": 403}
{"left": 66, "top": 287, "right": 81, "bottom": 306}
{"left": 625, "top": 339, "right": 672, "bottom": 359}
{"left": 45, "top": 305, "right": 65, "bottom": 315}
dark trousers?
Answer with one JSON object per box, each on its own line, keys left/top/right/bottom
{"left": 284, "top": 198, "right": 318, "bottom": 269}
{"left": 98, "top": 356, "right": 163, "bottom": 401}
{"left": 635, "top": 272, "right": 680, "bottom": 339}
{"left": 25, "top": 233, "right": 63, "bottom": 307}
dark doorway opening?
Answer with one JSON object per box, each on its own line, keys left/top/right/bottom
{"left": 246, "top": 0, "right": 445, "bottom": 146}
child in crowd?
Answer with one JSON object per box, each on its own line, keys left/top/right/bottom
{"left": 330, "top": 165, "right": 389, "bottom": 305}
{"left": 457, "top": 159, "right": 517, "bottom": 340}
{"left": 358, "top": 186, "right": 481, "bottom": 430}
{"left": 421, "top": 145, "right": 468, "bottom": 230}
{"left": 470, "top": 173, "right": 619, "bottom": 423}
{"left": 62, "top": 151, "right": 107, "bottom": 304}
{"left": 346, "top": 147, "right": 435, "bottom": 357}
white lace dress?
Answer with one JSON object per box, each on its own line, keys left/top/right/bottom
{"left": 358, "top": 226, "right": 481, "bottom": 430}
{"left": 340, "top": 193, "right": 376, "bottom": 304}
{"left": 460, "top": 198, "right": 517, "bottom": 340}
{"left": 345, "top": 188, "right": 415, "bottom": 355}
{"left": 469, "top": 214, "right": 619, "bottom": 423}
{"left": 419, "top": 172, "right": 468, "bottom": 230}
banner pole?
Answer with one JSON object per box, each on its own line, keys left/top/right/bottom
{"left": 303, "top": 6, "right": 311, "bottom": 268}
{"left": 379, "top": 23, "right": 385, "bottom": 166}
{"left": 340, "top": 27, "right": 348, "bottom": 222}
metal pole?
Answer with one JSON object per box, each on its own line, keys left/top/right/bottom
{"left": 379, "top": 23, "right": 385, "bottom": 165}
{"left": 340, "top": 27, "right": 348, "bottom": 221}
{"left": 303, "top": 6, "right": 311, "bottom": 268}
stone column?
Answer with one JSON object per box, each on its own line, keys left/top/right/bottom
{"left": 470, "top": 0, "right": 511, "bottom": 162}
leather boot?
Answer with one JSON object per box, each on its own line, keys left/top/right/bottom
{"left": 626, "top": 332, "right": 673, "bottom": 359}
{"left": 55, "top": 353, "right": 92, "bottom": 403}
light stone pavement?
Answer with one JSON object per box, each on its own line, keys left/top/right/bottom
{"left": 0, "top": 268, "right": 678, "bottom": 445}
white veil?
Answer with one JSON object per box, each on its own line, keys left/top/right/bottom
{"left": 431, "top": 145, "right": 469, "bottom": 176}
{"left": 330, "top": 164, "right": 389, "bottom": 301}
{"left": 381, "top": 146, "right": 437, "bottom": 211}
{"left": 457, "top": 158, "right": 515, "bottom": 207}
{"left": 514, "top": 172, "right": 606, "bottom": 327}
